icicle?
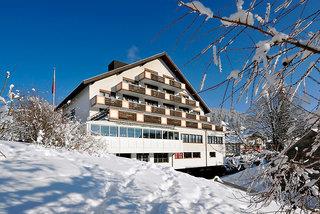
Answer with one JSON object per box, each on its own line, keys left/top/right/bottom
{"left": 213, "top": 45, "right": 218, "bottom": 66}
{"left": 265, "top": 3, "right": 271, "bottom": 23}
{"left": 218, "top": 55, "right": 222, "bottom": 73}
{"left": 275, "top": 0, "right": 292, "bottom": 13}
{"left": 199, "top": 73, "right": 207, "bottom": 91}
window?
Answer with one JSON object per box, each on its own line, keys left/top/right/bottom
{"left": 175, "top": 153, "right": 183, "bottom": 159}
{"left": 179, "top": 107, "right": 189, "bottom": 113}
{"left": 120, "top": 127, "right": 127, "bottom": 137}
{"left": 123, "top": 94, "right": 139, "bottom": 103}
{"left": 143, "top": 129, "right": 150, "bottom": 138}
{"left": 163, "top": 103, "right": 175, "bottom": 110}
{"left": 91, "top": 124, "right": 100, "bottom": 135}
{"left": 174, "top": 132, "right": 179, "bottom": 140}
{"left": 193, "top": 152, "right": 201, "bottom": 158}
{"left": 209, "top": 152, "right": 216, "bottom": 157}
{"left": 145, "top": 99, "right": 158, "bottom": 107}
{"left": 184, "top": 152, "right": 192, "bottom": 158}
{"left": 163, "top": 89, "right": 175, "bottom": 95}
{"left": 137, "top": 153, "right": 149, "bottom": 162}
{"left": 109, "top": 126, "right": 118, "bottom": 137}
{"left": 163, "top": 131, "right": 168, "bottom": 139}
{"left": 168, "top": 131, "right": 173, "bottom": 140}
{"left": 196, "top": 135, "right": 202, "bottom": 143}
{"left": 181, "top": 134, "right": 203, "bottom": 143}
{"left": 156, "top": 130, "right": 162, "bottom": 139}
{"left": 150, "top": 129, "right": 156, "bottom": 139}
{"left": 145, "top": 83, "right": 158, "bottom": 90}
{"left": 135, "top": 128, "right": 142, "bottom": 138}
{"left": 181, "top": 134, "right": 187, "bottom": 143}
{"left": 191, "top": 135, "right": 196, "bottom": 143}
{"left": 89, "top": 125, "right": 179, "bottom": 141}
{"left": 128, "top": 128, "right": 134, "bottom": 138}
{"left": 208, "top": 136, "right": 223, "bottom": 144}
{"left": 154, "top": 153, "right": 169, "bottom": 163}
{"left": 116, "top": 153, "right": 131, "bottom": 158}
{"left": 101, "top": 126, "right": 109, "bottom": 136}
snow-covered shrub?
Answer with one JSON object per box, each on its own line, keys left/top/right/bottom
{"left": 8, "top": 96, "right": 95, "bottom": 151}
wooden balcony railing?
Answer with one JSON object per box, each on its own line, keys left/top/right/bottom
{"left": 169, "top": 79, "right": 182, "bottom": 88}
{"left": 200, "top": 116, "right": 207, "bottom": 122}
{"left": 186, "top": 121, "right": 198, "bottom": 129}
{"left": 105, "top": 97, "right": 122, "bottom": 108}
{"left": 167, "top": 118, "right": 181, "bottom": 126}
{"left": 118, "top": 111, "right": 136, "bottom": 121}
{"left": 202, "top": 123, "right": 212, "bottom": 130}
{"left": 186, "top": 113, "right": 197, "bottom": 120}
{"left": 150, "top": 73, "right": 165, "bottom": 83}
{"left": 151, "top": 106, "right": 166, "bottom": 115}
{"left": 144, "top": 115, "right": 161, "bottom": 124}
{"left": 170, "top": 95, "right": 182, "bottom": 103}
{"left": 129, "top": 84, "right": 145, "bottom": 94}
{"left": 137, "top": 70, "right": 184, "bottom": 89}
{"left": 186, "top": 99, "right": 196, "bottom": 107}
{"left": 170, "top": 110, "right": 182, "bottom": 117}
{"left": 129, "top": 102, "right": 146, "bottom": 111}
{"left": 215, "top": 126, "right": 224, "bottom": 132}
{"left": 151, "top": 90, "right": 165, "bottom": 99}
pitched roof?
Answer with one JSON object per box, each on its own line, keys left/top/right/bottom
{"left": 56, "top": 52, "right": 211, "bottom": 113}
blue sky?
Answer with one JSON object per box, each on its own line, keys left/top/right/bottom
{"left": 0, "top": 0, "right": 318, "bottom": 112}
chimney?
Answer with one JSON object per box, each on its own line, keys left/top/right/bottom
{"left": 108, "top": 60, "right": 128, "bottom": 71}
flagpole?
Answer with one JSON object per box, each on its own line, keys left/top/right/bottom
{"left": 52, "top": 66, "right": 56, "bottom": 107}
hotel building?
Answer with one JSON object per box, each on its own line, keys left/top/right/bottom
{"left": 57, "top": 52, "right": 226, "bottom": 169}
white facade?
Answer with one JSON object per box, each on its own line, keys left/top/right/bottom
{"left": 60, "top": 53, "right": 226, "bottom": 169}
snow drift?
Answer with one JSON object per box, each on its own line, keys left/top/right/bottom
{"left": 0, "top": 141, "right": 280, "bottom": 213}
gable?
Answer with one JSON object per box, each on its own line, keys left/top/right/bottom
{"left": 57, "top": 52, "right": 210, "bottom": 113}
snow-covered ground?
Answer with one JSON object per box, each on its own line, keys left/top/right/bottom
{"left": 0, "top": 141, "right": 280, "bottom": 213}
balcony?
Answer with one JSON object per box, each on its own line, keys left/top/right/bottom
{"left": 105, "top": 97, "right": 122, "bottom": 108}
{"left": 170, "top": 110, "right": 182, "bottom": 117}
{"left": 169, "top": 94, "right": 182, "bottom": 103}
{"left": 151, "top": 106, "right": 166, "bottom": 115}
{"left": 200, "top": 116, "right": 208, "bottom": 122}
{"left": 144, "top": 115, "right": 161, "bottom": 124}
{"left": 115, "top": 82, "right": 145, "bottom": 95}
{"left": 167, "top": 118, "right": 181, "bottom": 126}
{"left": 169, "top": 79, "right": 182, "bottom": 88}
{"left": 186, "top": 113, "right": 197, "bottom": 120}
{"left": 129, "top": 102, "right": 146, "bottom": 111}
{"left": 151, "top": 90, "right": 165, "bottom": 99}
{"left": 202, "top": 123, "right": 212, "bottom": 130}
{"left": 150, "top": 73, "right": 165, "bottom": 83}
{"left": 118, "top": 111, "right": 137, "bottom": 121}
{"left": 136, "top": 69, "right": 185, "bottom": 90}
{"left": 186, "top": 121, "right": 198, "bottom": 129}
{"left": 186, "top": 99, "right": 197, "bottom": 107}
{"left": 215, "top": 126, "right": 224, "bottom": 132}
